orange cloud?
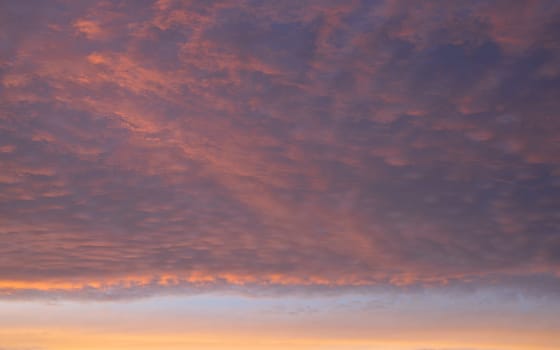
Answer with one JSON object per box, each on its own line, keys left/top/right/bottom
{"left": 1, "top": 0, "right": 559, "bottom": 299}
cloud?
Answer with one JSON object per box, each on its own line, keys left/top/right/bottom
{"left": 1, "top": 0, "right": 559, "bottom": 299}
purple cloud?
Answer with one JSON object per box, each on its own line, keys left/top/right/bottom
{"left": 1, "top": 0, "right": 559, "bottom": 298}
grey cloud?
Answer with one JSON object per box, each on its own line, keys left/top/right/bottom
{"left": 0, "top": 0, "right": 559, "bottom": 298}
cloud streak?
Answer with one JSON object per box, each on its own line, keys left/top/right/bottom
{"left": 1, "top": 0, "right": 560, "bottom": 298}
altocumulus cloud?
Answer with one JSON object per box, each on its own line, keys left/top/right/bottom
{"left": 1, "top": 0, "right": 560, "bottom": 299}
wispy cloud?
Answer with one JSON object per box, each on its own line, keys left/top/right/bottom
{"left": 1, "top": 0, "right": 559, "bottom": 298}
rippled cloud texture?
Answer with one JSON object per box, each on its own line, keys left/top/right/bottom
{"left": 1, "top": 0, "right": 560, "bottom": 299}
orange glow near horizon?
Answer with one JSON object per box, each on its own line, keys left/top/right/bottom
{"left": 0, "top": 327, "right": 559, "bottom": 350}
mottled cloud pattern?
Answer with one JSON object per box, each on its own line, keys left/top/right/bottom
{"left": 1, "top": 0, "right": 559, "bottom": 298}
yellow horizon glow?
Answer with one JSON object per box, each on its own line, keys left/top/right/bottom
{"left": 1, "top": 326, "right": 558, "bottom": 350}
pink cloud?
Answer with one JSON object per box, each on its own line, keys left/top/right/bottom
{"left": 0, "top": 0, "right": 559, "bottom": 298}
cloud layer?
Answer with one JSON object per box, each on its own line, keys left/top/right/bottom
{"left": 1, "top": 0, "right": 560, "bottom": 298}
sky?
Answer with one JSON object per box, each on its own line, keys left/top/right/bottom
{"left": 0, "top": 0, "right": 559, "bottom": 349}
